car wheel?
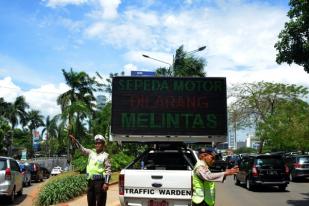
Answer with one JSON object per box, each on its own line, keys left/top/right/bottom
{"left": 246, "top": 178, "right": 254, "bottom": 191}
{"left": 9, "top": 187, "right": 15, "bottom": 203}
{"left": 17, "top": 187, "right": 23, "bottom": 196}
{"left": 235, "top": 176, "right": 240, "bottom": 185}
{"left": 279, "top": 185, "right": 287, "bottom": 191}
{"left": 290, "top": 173, "right": 295, "bottom": 182}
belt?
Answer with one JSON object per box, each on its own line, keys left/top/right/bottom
{"left": 88, "top": 174, "right": 105, "bottom": 181}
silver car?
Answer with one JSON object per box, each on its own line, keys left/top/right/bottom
{"left": 0, "top": 156, "right": 23, "bottom": 203}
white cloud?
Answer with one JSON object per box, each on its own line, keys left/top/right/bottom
{"left": 0, "top": 77, "right": 22, "bottom": 102}
{"left": 23, "top": 83, "right": 69, "bottom": 117}
{"left": 97, "top": 0, "right": 121, "bottom": 19}
{"left": 123, "top": 64, "right": 138, "bottom": 76}
{"left": 45, "top": 0, "right": 87, "bottom": 8}
{"left": 0, "top": 77, "right": 69, "bottom": 118}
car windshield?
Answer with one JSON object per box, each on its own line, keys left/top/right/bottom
{"left": 299, "top": 156, "right": 309, "bottom": 164}
{"left": 0, "top": 159, "right": 7, "bottom": 170}
{"left": 256, "top": 156, "right": 284, "bottom": 167}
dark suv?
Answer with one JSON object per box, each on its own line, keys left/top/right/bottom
{"left": 285, "top": 155, "right": 309, "bottom": 181}
{"left": 234, "top": 154, "right": 289, "bottom": 191}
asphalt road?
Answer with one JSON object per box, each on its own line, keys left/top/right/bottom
{"left": 216, "top": 176, "right": 309, "bottom": 206}
{"left": 2, "top": 176, "right": 308, "bottom": 206}
{"left": 0, "top": 181, "right": 44, "bottom": 206}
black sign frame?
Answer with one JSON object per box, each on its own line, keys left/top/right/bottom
{"left": 111, "top": 76, "right": 227, "bottom": 137}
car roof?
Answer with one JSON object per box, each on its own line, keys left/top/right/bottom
{"left": 242, "top": 154, "right": 283, "bottom": 158}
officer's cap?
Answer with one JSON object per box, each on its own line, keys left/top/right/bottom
{"left": 198, "top": 147, "right": 217, "bottom": 156}
{"left": 94, "top": 134, "right": 105, "bottom": 143}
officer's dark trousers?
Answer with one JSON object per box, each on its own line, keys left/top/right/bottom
{"left": 87, "top": 179, "right": 107, "bottom": 206}
{"left": 192, "top": 201, "right": 210, "bottom": 206}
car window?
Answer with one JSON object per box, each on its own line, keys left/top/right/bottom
{"left": 0, "top": 159, "right": 7, "bottom": 170}
{"left": 256, "top": 157, "right": 284, "bottom": 167}
{"left": 298, "top": 156, "right": 309, "bottom": 164}
{"left": 10, "top": 160, "right": 20, "bottom": 171}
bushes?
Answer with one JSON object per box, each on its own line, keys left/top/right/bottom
{"left": 35, "top": 172, "right": 87, "bottom": 206}
{"left": 35, "top": 171, "right": 119, "bottom": 206}
{"left": 111, "top": 151, "right": 135, "bottom": 171}
{"left": 72, "top": 150, "right": 134, "bottom": 172}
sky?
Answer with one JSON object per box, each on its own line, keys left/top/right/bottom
{"left": 0, "top": 0, "right": 308, "bottom": 124}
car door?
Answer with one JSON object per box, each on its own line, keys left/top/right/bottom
{"left": 10, "top": 160, "right": 23, "bottom": 192}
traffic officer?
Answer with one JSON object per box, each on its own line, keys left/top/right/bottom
{"left": 192, "top": 148, "right": 239, "bottom": 206}
{"left": 69, "top": 134, "right": 111, "bottom": 206}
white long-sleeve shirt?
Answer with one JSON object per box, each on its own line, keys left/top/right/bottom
{"left": 195, "top": 160, "right": 225, "bottom": 182}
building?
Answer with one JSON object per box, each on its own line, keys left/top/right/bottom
{"left": 228, "top": 128, "right": 237, "bottom": 150}
{"left": 96, "top": 95, "right": 107, "bottom": 110}
{"left": 245, "top": 133, "right": 260, "bottom": 149}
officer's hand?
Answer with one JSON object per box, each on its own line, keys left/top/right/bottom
{"left": 224, "top": 167, "right": 239, "bottom": 176}
{"left": 102, "top": 183, "right": 109, "bottom": 191}
{"left": 69, "top": 134, "right": 77, "bottom": 144}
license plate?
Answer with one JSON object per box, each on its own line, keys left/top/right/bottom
{"left": 148, "top": 200, "right": 169, "bottom": 206}
{"left": 268, "top": 171, "right": 277, "bottom": 175}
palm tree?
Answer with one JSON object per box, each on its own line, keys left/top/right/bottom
{"left": 173, "top": 45, "right": 206, "bottom": 77}
{"left": 41, "top": 115, "right": 58, "bottom": 141}
{"left": 25, "top": 110, "right": 45, "bottom": 153}
{"left": 6, "top": 96, "right": 29, "bottom": 129}
{"left": 41, "top": 115, "right": 59, "bottom": 156}
{"left": 57, "top": 69, "right": 97, "bottom": 138}
{"left": 156, "top": 45, "right": 207, "bottom": 77}
{"left": 26, "top": 110, "right": 45, "bottom": 132}
{"left": 57, "top": 68, "right": 98, "bottom": 161}
{"left": 3, "top": 96, "right": 29, "bottom": 156}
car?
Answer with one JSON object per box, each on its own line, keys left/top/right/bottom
{"left": 226, "top": 155, "right": 241, "bottom": 169}
{"left": 209, "top": 154, "right": 227, "bottom": 172}
{"left": 19, "top": 163, "right": 31, "bottom": 186}
{"left": 0, "top": 156, "right": 23, "bottom": 203}
{"left": 28, "top": 162, "right": 44, "bottom": 182}
{"left": 40, "top": 167, "right": 50, "bottom": 179}
{"left": 234, "top": 154, "right": 289, "bottom": 191}
{"left": 51, "top": 166, "right": 63, "bottom": 176}
{"left": 285, "top": 155, "right": 309, "bottom": 181}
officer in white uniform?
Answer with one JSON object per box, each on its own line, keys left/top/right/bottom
{"left": 69, "top": 134, "right": 111, "bottom": 206}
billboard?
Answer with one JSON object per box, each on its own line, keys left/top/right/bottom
{"left": 32, "top": 130, "right": 40, "bottom": 151}
{"left": 111, "top": 77, "right": 227, "bottom": 141}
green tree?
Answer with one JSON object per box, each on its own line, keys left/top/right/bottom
{"left": 23, "top": 110, "right": 44, "bottom": 155}
{"left": 41, "top": 115, "right": 59, "bottom": 156}
{"left": 229, "top": 82, "right": 309, "bottom": 153}
{"left": 92, "top": 102, "right": 112, "bottom": 143}
{"left": 256, "top": 99, "right": 309, "bottom": 153}
{"left": 25, "top": 110, "right": 45, "bottom": 133}
{"left": 57, "top": 69, "right": 99, "bottom": 162}
{"left": 0, "top": 118, "right": 11, "bottom": 155}
{"left": 155, "top": 45, "right": 206, "bottom": 77}
{"left": 57, "top": 68, "right": 97, "bottom": 139}
{"left": 4, "top": 96, "right": 29, "bottom": 156}
{"left": 227, "top": 103, "right": 249, "bottom": 148}
{"left": 275, "top": 0, "right": 309, "bottom": 73}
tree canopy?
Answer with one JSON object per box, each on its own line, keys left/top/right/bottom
{"left": 229, "top": 81, "right": 309, "bottom": 153}
{"left": 155, "top": 45, "right": 207, "bottom": 77}
{"left": 275, "top": 0, "right": 309, "bottom": 73}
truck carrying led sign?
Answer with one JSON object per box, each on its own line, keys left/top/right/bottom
{"left": 111, "top": 77, "right": 227, "bottom": 136}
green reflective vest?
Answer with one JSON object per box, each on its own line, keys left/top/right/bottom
{"left": 86, "top": 149, "right": 108, "bottom": 180}
{"left": 192, "top": 160, "right": 216, "bottom": 206}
